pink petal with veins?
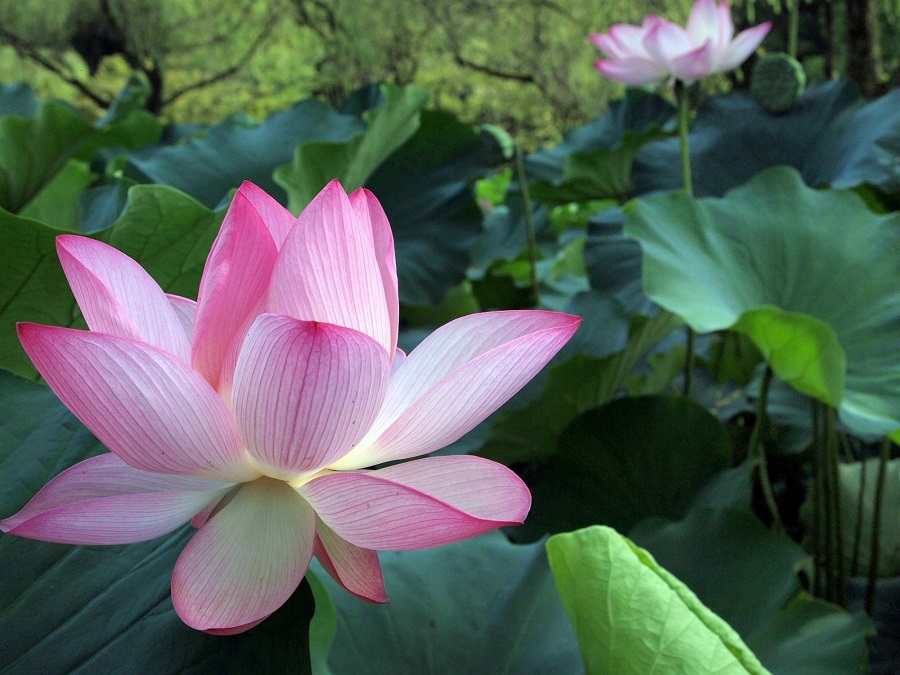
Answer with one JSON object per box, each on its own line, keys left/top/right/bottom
{"left": 171, "top": 478, "right": 315, "bottom": 633}
{"left": 233, "top": 314, "right": 389, "bottom": 478}
{"left": 236, "top": 181, "right": 297, "bottom": 250}
{"left": 57, "top": 236, "right": 190, "bottom": 361}
{"left": 332, "top": 311, "right": 579, "bottom": 469}
{"left": 167, "top": 294, "right": 197, "bottom": 342}
{"left": 300, "top": 455, "right": 530, "bottom": 550}
{"left": 349, "top": 188, "right": 399, "bottom": 358}
{"left": 18, "top": 323, "right": 257, "bottom": 482}
{"left": 315, "top": 518, "right": 387, "bottom": 603}
{"left": 1, "top": 454, "right": 232, "bottom": 544}
{"left": 192, "top": 190, "right": 277, "bottom": 393}
{"left": 268, "top": 180, "right": 394, "bottom": 355}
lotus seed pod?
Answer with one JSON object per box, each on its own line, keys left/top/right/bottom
{"left": 751, "top": 53, "right": 806, "bottom": 114}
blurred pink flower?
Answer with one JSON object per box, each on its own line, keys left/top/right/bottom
{"left": 1, "top": 180, "right": 580, "bottom": 634}
{"left": 590, "top": 0, "right": 771, "bottom": 85}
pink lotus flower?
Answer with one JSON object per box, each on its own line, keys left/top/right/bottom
{"left": 590, "top": 0, "right": 771, "bottom": 85}
{"left": 1, "top": 180, "right": 580, "bottom": 634}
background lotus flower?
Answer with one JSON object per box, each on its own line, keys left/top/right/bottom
{"left": 590, "top": 0, "right": 771, "bottom": 85}
{"left": 1, "top": 180, "right": 580, "bottom": 634}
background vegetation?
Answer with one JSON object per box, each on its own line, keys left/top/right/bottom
{"left": 1, "top": 0, "right": 897, "bottom": 148}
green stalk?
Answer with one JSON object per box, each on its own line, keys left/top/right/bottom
{"left": 788, "top": 0, "right": 800, "bottom": 60}
{"left": 747, "top": 365, "right": 783, "bottom": 532}
{"left": 514, "top": 146, "right": 540, "bottom": 307}
{"left": 825, "top": 407, "right": 847, "bottom": 606}
{"left": 865, "top": 437, "right": 892, "bottom": 614}
{"left": 849, "top": 447, "right": 866, "bottom": 577}
{"left": 675, "top": 82, "right": 695, "bottom": 398}
{"left": 676, "top": 82, "right": 694, "bottom": 195}
{"left": 819, "top": 403, "right": 836, "bottom": 601}
{"left": 811, "top": 401, "right": 825, "bottom": 596}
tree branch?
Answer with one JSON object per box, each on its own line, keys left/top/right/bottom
{"left": 161, "top": 11, "right": 279, "bottom": 106}
{"left": 0, "top": 28, "right": 112, "bottom": 108}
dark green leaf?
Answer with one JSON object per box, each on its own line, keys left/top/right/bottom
{"left": 313, "top": 532, "right": 581, "bottom": 674}
{"left": 516, "top": 396, "right": 731, "bottom": 541}
{"left": 0, "top": 371, "right": 316, "bottom": 674}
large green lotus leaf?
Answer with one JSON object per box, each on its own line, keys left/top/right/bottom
{"left": 526, "top": 90, "right": 673, "bottom": 204}
{"left": 546, "top": 525, "right": 769, "bottom": 675}
{"left": 0, "top": 208, "right": 79, "bottom": 379}
{"left": 0, "top": 370, "right": 317, "bottom": 674}
{"left": 633, "top": 80, "right": 900, "bottom": 197}
{"left": 478, "top": 310, "right": 681, "bottom": 465}
{"left": 100, "top": 185, "right": 222, "bottom": 299}
{"left": 0, "top": 185, "right": 222, "bottom": 378}
{"left": 624, "top": 167, "right": 900, "bottom": 437}
{"left": 311, "top": 531, "right": 581, "bottom": 674}
{"left": 125, "top": 99, "right": 365, "bottom": 208}
{"left": 274, "top": 84, "right": 430, "bottom": 212}
{"left": 0, "top": 101, "right": 98, "bottom": 213}
{"left": 630, "top": 508, "right": 874, "bottom": 674}
{"left": 365, "top": 110, "right": 501, "bottom": 306}
{"left": 513, "top": 395, "right": 730, "bottom": 541}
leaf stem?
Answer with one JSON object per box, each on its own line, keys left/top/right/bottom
{"left": 811, "top": 401, "right": 825, "bottom": 596}
{"left": 865, "top": 437, "right": 892, "bottom": 614}
{"left": 788, "top": 0, "right": 800, "bottom": 60}
{"left": 515, "top": 145, "right": 540, "bottom": 307}
{"left": 825, "top": 407, "right": 846, "bottom": 606}
{"left": 748, "top": 365, "right": 783, "bottom": 532}
{"left": 675, "top": 82, "right": 695, "bottom": 397}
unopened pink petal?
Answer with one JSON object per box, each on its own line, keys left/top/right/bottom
{"left": 236, "top": 181, "right": 297, "bottom": 250}
{"left": 717, "top": 22, "right": 771, "bottom": 72}
{"left": 331, "top": 311, "right": 580, "bottom": 468}
{"left": 596, "top": 58, "right": 668, "bottom": 86}
{"left": 268, "top": 180, "right": 394, "bottom": 355}
{"left": 172, "top": 478, "right": 315, "bottom": 633}
{"left": 18, "top": 324, "right": 257, "bottom": 482}
{"left": 349, "top": 188, "right": 399, "bottom": 357}
{"left": 315, "top": 518, "right": 387, "bottom": 603}
{"left": 167, "top": 295, "right": 197, "bottom": 342}
{"left": 192, "top": 191, "right": 278, "bottom": 393}
{"left": 299, "top": 456, "right": 530, "bottom": 550}
{"left": 232, "top": 315, "right": 389, "bottom": 478}
{"left": 669, "top": 41, "right": 714, "bottom": 83}
{"left": 56, "top": 236, "right": 190, "bottom": 361}
{"left": 1, "top": 454, "right": 232, "bottom": 544}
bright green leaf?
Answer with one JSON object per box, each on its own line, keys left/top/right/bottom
{"left": 547, "top": 525, "right": 770, "bottom": 675}
{"left": 732, "top": 306, "right": 846, "bottom": 407}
